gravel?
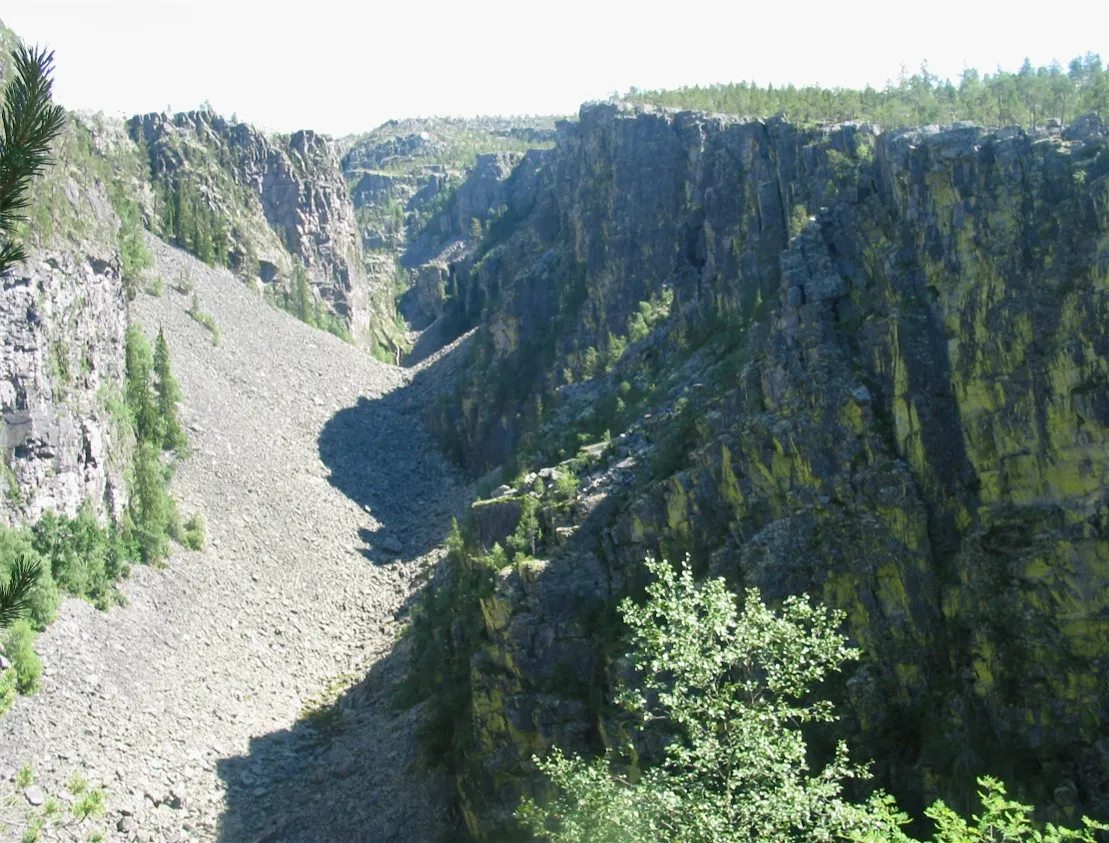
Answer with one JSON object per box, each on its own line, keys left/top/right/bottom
{"left": 0, "top": 239, "right": 463, "bottom": 841}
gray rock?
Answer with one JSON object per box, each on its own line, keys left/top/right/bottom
{"left": 0, "top": 246, "right": 128, "bottom": 528}
{"left": 24, "top": 785, "right": 45, "bottom": 806}
{"left": 1063, "top": 112, "right": 1103, "bottom": 141}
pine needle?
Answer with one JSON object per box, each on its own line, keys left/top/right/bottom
{"left": 0, "top": 554, "right": 42, "bottom": 628}
{"left": 0, "top": 42, "right": 67, "bottom": 275}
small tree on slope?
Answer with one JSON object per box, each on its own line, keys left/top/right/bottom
{"left": 153, "top": 327, "right": 187, "bottom": 452}
{"left": 517, "top": 556, "right": 1109, "bottom": 843}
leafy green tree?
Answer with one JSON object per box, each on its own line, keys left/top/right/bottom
{"left": 0, "top": 43, "right": 66, "bottom": 276}
{"left": 519, "top": 557, "right": 1109, "bottom": 843}
{"left": 153, "top": 327, "right": 187, "bottom": 451}
{"left": 519, "top": 556, "right": 884, "bottom": 842}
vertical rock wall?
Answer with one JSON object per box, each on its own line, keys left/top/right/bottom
{"left": 422, "top": 105, "right": 1109, "bottom": 832}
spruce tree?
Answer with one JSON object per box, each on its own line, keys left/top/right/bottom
{"left": 129, "top": 442, "right": 169, "bottom": 563}
{"left": 153, "top": 327, "right": 186, "bottom": 451}
{"left": 123, "top": 325, "right": 157, "bottom": 444}
{"left": 292, "top": 259, "right": 311, "bottom": 323}
{"left": 0, "top": 42, "right": 63, "bottom": 617}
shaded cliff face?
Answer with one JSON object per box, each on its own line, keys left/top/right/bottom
{"left": 129, "top": 111, "right": 378, "bottom": 341}
{"left": 340, "top": 118, "right": 558, "bottom": 346}
{"left": 0, "top": 111, "right": 135, "bottom": 527}
{"left": 419, "top": 104, "right": 1109, "bottom": 832}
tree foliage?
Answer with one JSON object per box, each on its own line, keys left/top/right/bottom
{"left": 0, "top": 42, "right": 66, "bottom": 275}
{"left": 621, "top": 54, "right": 1109, "bottom": 129}
{"left": 124, "top": 324, "right": 184, "bottom": 563}
{"left": 153, "top": 327, "right": 187, "bottom": 451}
{"left": 519, "top": 557, "right": 1108, "bottom": 843}
{"left": 0, "top": 554, "right": 40, "bottom": 629}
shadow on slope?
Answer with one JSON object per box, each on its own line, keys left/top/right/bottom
{"left": 316, "top": 362, "right": 461, "bottom": 564}
{"left": 215, "top": 353, "right": 467, "bottom": 841}
{"left": 213, "top": 632, "right": 455, "bottom": 842}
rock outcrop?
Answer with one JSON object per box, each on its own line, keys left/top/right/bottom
{"left": 418, "top": 104, "right": 1109, "bottom": 832}
{"left": 0, "top": 249, "right": 128, "bottom": 527}
{"left": 0, "top": 110, "right": 137, "bottom": 528}
{"left": 129, "top": 111, "right": 378, "bottom": 341}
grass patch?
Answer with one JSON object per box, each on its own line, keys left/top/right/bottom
{"left": 187, "top": 293, "right": 221, "bottom": 346}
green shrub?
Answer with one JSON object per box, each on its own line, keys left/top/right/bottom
{"left": 180, "top": 513, "right": 205, "bottom": 551}
{"left": 187, "top": 293, "right": 221, "bottom": 345}
{"left": 0, "top": 665, "right": 16, "bottom": 714}
{"left": 518, "top": 558, "right": 1109, "bottom": 843}
{"left": 3, "top": 620, "right": 42, "bottom": 694}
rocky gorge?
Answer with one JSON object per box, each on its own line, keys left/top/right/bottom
{"left": 0, "top": 15, "right": 1107, "bottom": 840}
{"left": 412, "top": 104, "right": 1109, "bottom": 834}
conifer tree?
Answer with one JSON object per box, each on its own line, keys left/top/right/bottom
{"left": 292, "top": 259, "right": 311, "bottom": 323}
{"left": 153, "top": 327, "right": 186, "bottom": 451}
{"left": 0, "top": 42, "right": 64, "bottom": 617}
{"left": 0, "top": 43, "right": 66, "bottom": 275}
{"left": 124, "top": 325, "right": 158, "bottom": 444}
{"left": 0, "top": 555, "right": 39, "bottom": 629}
{"left": 129, "top": 442, "right": 170, "bottom": 563}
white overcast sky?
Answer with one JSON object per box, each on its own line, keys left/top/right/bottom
{"left": 3, "top": 0, "right": 1108, "bottom": 136}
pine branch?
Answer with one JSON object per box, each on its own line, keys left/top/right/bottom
{"left": 0, "top": 42, "right": 66, "bottom": 276}
{"left": 0, "top": 554, "right": 41, "bottom": 628}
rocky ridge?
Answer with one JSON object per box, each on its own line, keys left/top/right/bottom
{"left": 0, "top": 101, "right": 153, "bottom": 527}
{"left": 128, "top": 110, "right": 385, "bottom": 345}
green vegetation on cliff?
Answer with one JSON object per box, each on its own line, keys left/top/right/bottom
{"left": 621, "top": 53, "right": 1108, "bottom": 127}
{"left": 0, "top": 325, "right": 194, "bottom": 709}
{"left": 412, "top": 101, "right": 1109, "bottom": 835}
{"left": 520, "top": 558, "right": 1109, "bottom": 842}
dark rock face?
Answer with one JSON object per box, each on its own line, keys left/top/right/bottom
{"left": 423, "top": 105, "right": 1109, "bottom": 832}
{"left": 129, "top": 111, "right": 373, "bottom": 338}
{"left": 340, "top": 118, "right": 559, "bottom": 348}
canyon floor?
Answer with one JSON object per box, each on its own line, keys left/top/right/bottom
{"left": 0, "top": 239, "right": 463, "bottom": 842}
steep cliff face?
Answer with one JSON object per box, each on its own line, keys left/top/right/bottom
{"left": 340, "top": 118, "right": 557, "bottom": 347}
{"left": 0, "top": 109, "right": 135, "bottom": 528}
{"left": 128, "top": 111, "right": 379, "bottom": 341}
{"left": 417, "top": 104, "right": 1109, "bottom": 832}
